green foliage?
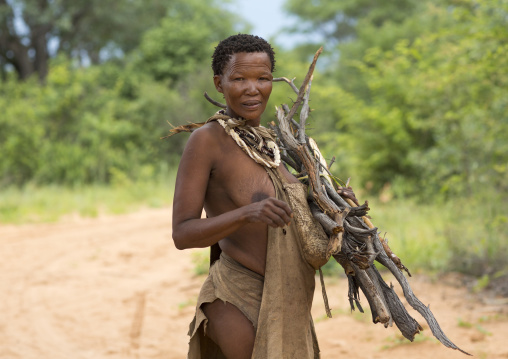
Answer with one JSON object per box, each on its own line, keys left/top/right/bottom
{"left": 473, "top": 275, "right": 490, "bottom": 293}
{"left": 0, "top": 0, "right": 176, "bottom": 80}
{"left": 0, "top": 171, "right": 175, "bottom": 224}
{"left": 2, "top": 0, "right": 507, "bottom": 283}
{"left": 283, "top": 0, "right": 508, "bottom": 278}
{"left": 284, "top": 0, "right": 418, "bottom": 42}
{"left": 322, "top": 197, "right": 454, "bottom": 277}
{"left": 443, "top": 189, "right": 508, "bottom": 277}
{"left": 367, "top": 199, "right": 452, "bottom": 272}
{"left": 137, "top": 0, "right": 240, "bottom": 84}
{"left": 306, "top": 0, "right": 508, "bottom": 199}
{"left": 381, "top": 332, "right": 436, "bottom": 350}
{"left": 191, "top": 249, "right": 210, "bottom": 276}
{"left": 0, "top": 55, "right": 223, "bottom": 187}
{"left": 457, "top": 318, "right": 473, "bottom": 328}
{"left": 0, "top": 0, "right": 247, "bottom": 187}
{"left": 0, "top": 59, "right": 159, "bottom": 185}
{"left": 320, "top": 191, "right": 508, "bottom": 278}
{"left": 284, "top": 0, "right": 507, "bottom": 198}
{"left": 53, "top": 0, "right": 171, "bottom": 57}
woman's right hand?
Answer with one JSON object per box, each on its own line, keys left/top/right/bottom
{"left": 243, "top": 198, "right": 293, "bottom": 228}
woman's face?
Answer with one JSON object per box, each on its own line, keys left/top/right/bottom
{"left": 214, "top": 52, "right": 273, "bottom": 124}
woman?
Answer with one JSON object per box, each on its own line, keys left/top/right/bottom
{"left": 172, "top": 34, "right": 320, "bottom": 359}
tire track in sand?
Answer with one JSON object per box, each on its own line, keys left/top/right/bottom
{"left": 0, "top": 208, "right": 203, "bottom": 359}
{"left": 1, "top": 208, "right": 507, "bottom": 359}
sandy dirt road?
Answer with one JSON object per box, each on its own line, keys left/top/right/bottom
{"left": 1, "top": 207, "right": 507, "bottom": 359}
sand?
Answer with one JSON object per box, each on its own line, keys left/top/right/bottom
{"left": 1, "top": 207, "right": 507, "bottom": 359}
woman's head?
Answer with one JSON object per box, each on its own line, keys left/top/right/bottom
{"left": 212, "top": 35, "right": 275, "bottom": 124}
{"left": 212, "top": 34, "right": 275, "bottom": 76}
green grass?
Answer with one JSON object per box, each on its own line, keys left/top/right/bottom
{"left": 380, "top": 332, "right": 437, "bottom": 350}
{"left": 322, "top": 192, "right": 508, "bottom": 278}
{"left": 478, "top": 313, "right": 508, "bottom": 323}
{"left": 457, "top": 318, "right": 474, "bottom": 329}
{"left": 458, "top": 316, "right": 498, "bottom": 336}
{"left": 0, "top": 171, "right": 176, "bottom": 224}
{"left": 191, "top": 249, "right": 210, "bottom": 276}
{"left": 177, "top": 298, "right": 197, "bottom": 311}
{"left": 2, "top": 172, "right": 506, "bottom": 280}
{"left": 321, "top": 198, "right": 453, "bottom": 276}
{"left": 314, "top": 306, "right": 373, "bottom": 323}
{"left": 367, "top": 198, "right": 452, "bottom": 272}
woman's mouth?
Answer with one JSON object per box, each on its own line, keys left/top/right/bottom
{"left": 242, "top": 101, "right": 262, "bottom": 110}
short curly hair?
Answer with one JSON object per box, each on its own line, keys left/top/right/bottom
{"left": 212, "top": 34, "right": 276, "bottom": 76}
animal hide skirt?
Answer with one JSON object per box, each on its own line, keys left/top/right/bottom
{"left": 187, "top": 166, "right": 320, "bottom": 359}
{"left": 187, "top": 252, "right": 264, "bottom": 358}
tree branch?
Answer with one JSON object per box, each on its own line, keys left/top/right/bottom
{"left": 204, "top": 91, "right": 226, "bottom": 108}
{"left": 272, "top": 45, "right": 470, "bottom": 355}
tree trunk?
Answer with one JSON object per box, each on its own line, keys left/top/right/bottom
{"left": 8, "top": 40, "right": 34, "bottom": 80}
{"left": 0, "top": 0, "right": 34, "bottom": 80}
{"left": 32, "top": 24, "right": 51, "bottom": 83}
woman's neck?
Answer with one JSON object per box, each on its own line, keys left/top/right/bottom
{"left": 223, "top": 108, "right": 261, "bottom": 127}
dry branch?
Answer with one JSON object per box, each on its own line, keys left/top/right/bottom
{"left": 273, "top": 77, "right": 299, "bottom": 94}
{"left": 204, "top": 91, "right": 226, "bottom": 108}
{"left": 201, "top": 47, "right": 470, "bottom": 355}
{"left": 270, "top": 47, "right": 470, "bottom": 356}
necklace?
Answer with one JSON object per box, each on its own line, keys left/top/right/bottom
{"left": 212, "top": 112, "right": 281, "bottom": 169}
{"left": 234, "top": 127, "right": 276, "bottom": 158}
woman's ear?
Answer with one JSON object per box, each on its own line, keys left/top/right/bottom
{"left": 213, "top": 75, "right": 223, "bottom": 93}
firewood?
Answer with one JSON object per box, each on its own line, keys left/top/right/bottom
{"left": 269, "top": 47, "right": 471, "bottom": 356}
{"left": 202, "top": 47, "right": 470, "bottom": 356}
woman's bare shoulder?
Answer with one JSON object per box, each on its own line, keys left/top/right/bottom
{"left": 180, "top": 121, "right": 227, "bottom": 163}
{"left": 187, "top": 121, "right": 224, "bottom": 144}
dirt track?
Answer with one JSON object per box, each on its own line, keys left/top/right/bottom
{"left": 1, "top": 207, "right": 507, "bottom": 359}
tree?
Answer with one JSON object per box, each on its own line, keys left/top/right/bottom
{"left": 282, "top": 0, "right": 428, "bottom": 97}
{"left": 0, "top": 0, "right": 52, "bottom": 81}
{"left": 330, "top": 0, "right": 508, "bottom": 197}
{"left": 137, "top": 0, "right": 239, "bottom": 84}
{"left": 284, "top": 0, "right": 418, "bottom": 44}
{"left": 0, "top": 0, "right": 182, "bottom": 81}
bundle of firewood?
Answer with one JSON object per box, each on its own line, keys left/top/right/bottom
{"left": 270, "top": 47, "right": 469, "bottom": 355}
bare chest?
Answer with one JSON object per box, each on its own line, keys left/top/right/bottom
{"left": 204, "top": 136, "right": 276, "bottom": 215}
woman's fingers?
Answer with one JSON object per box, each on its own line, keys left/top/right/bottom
{"left": 270, "top": 200, "right": 293, "bottom": 226}
{"left": 247, "top": 198, "right": 292, "bottom": 227}
{"left": 262, "top": 198, "right": 292, "bottom": 227}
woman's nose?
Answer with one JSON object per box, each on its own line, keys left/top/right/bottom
{"left": 244, "top": 80, "right": 259, "bottom": 95}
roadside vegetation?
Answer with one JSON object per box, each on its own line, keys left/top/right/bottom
{"left": 1, "top": 0, "right": 506, "bottom": 282}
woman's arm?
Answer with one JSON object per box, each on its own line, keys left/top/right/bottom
{"left": 172, "top": 125, "right": 292, "bottom": 250}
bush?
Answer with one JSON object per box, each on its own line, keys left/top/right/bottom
{"left": 0, "top": 57, "right": 220, "bottom": 187}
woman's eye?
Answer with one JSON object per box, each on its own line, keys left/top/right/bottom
{"left": 233, "top": 77, "right": 244, "bottom": 81}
